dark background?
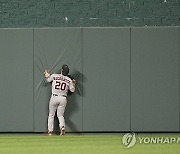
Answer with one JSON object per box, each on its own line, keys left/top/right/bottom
{"left": 0, "top": 0, "right": 179, "bottom": 27}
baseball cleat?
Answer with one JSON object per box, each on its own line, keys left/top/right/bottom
{"left": 48, "top": 131, "right": 53, "bottom": 136}
{"left": 60, "top": 127, "right": 65, "bottom": 136}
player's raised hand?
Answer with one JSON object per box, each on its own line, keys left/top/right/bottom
{"left": 72, "top": 79, "right": 76, "bottom": 84}
{"left": 44, "top": 70, "right": 50, "bottom": 78}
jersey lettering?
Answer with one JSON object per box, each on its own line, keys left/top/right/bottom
{"left": 53, "top": 77, "right": 70, "bottom": 83}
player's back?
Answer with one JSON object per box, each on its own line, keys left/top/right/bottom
{"left": 51, "top": 74, "right": 72, "bottom": 96}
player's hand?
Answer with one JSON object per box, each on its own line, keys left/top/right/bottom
{"left": 44, "top": 70, "right": 50, "bottom": 78}
{"left": 72, "top": 79, "right": 76, "bottom": 84}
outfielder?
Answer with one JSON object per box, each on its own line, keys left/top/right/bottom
{"left": 44, "top": 64, "right": 76, "bottom": 135}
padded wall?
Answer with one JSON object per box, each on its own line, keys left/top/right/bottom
{"left": 0, "top": 27, "right": 179, "bottom": 132}
{"left": 33, "top": 28, "right": 82, "bottom": 132}
{"left": 0, "top": 29, "right": 33, "bottom": 132}
{"left": 131, "top": 27, "right": 180, "bottom": 131}
{"left": 82, "top": 28, "right": 131, "bottom": 131}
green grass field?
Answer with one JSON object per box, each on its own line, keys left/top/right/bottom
{"left": 0, "top": 133, "right": 179, "bottom": 154}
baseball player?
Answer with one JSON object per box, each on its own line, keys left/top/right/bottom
{"left": 44, "top": 64, "right": 76, "bottom": 136}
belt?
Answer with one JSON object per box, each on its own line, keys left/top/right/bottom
{"left": 53, "top": 94, "right": 66, "bottom": 97}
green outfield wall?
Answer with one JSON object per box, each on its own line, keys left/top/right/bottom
{"left": 0, "top": 27, "right": 179, "bottom": 132}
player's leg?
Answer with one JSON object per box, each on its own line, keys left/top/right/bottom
{"left": 57, "top": 97, "right": 67, "bottom": 135}
{"left": 48, "top": 96, "right": 58, "bottom": 134}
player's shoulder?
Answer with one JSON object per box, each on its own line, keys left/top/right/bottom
{"left": 51, "top": 73, "right": 59, "bottom": 77}
{"left": 64, "top": 75, "right": 72, "bottom": 82}
{"left": 50, "top": 74, "right": 61, "bottom": 79}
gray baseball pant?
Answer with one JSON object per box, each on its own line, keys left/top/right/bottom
{"left": 48, "top": 95, "right": 67, "bottom": 132}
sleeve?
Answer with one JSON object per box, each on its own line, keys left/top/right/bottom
{"left": 46, "top": 74, "right": 54, "bottom": 82}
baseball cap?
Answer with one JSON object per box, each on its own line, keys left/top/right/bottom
{"left": 62, "top": 64, "right": 69, "bottom": 76}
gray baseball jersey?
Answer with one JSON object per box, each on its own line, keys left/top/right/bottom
{"left": 46, "top": 73, "right": 75, "bottom": 133}
{"left": 47, "top": 73, "right": 74, "bottom": 96}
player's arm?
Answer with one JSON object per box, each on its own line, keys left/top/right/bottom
{"left": 44, "top": 70, "right": 53, "bottom": 82}
{"left": 69, "top": 79, "right": 76, "bottom": 93}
